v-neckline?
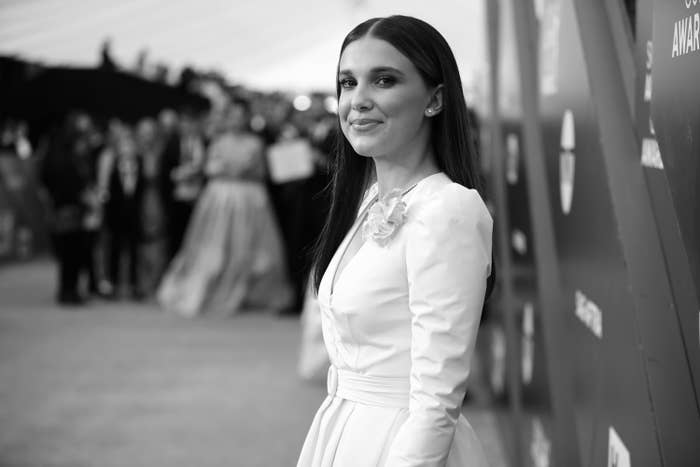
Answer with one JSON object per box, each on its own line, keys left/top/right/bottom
{"left": 327, "top": 171, "right": 442, "bottom": 297}
{"left": 329, "top": 192, "right": 377, "bottom": 296}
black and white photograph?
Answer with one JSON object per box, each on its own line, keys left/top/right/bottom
{"left": 1, "top": 0, "right": 699, "bottom": 466}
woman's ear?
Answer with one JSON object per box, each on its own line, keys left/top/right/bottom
{"left": 424, "top": 84, "right": 444, "bottom": 117}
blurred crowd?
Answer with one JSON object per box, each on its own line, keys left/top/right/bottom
{"left": 31, "top": 91, "right": 336, "bottom": 315}
{"left": 0, "top": 119, "right": 33, "bottom": 159}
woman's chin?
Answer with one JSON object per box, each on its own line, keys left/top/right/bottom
{"left": 350, "top": 141, "right": 381, "bottom": 158}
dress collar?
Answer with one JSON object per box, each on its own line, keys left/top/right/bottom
{"left": 363, "top": 171, "right": 447, "bottom": 211}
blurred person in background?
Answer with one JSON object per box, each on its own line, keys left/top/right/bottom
{"left": 39, "top": 113, "right": 95, "bottom": 305}
{"left": 304, "top": 111, "right": 335, "bottom": 265}
{"left": 14, "top": 121, "right": 33, "bottom": 159}
{"left": 265, "top": 120, "right": 317, "bottom": 314}
{"left": 158, "top": 108, "right": 178, "bottom": 142}
{"left": 157, "top": 98, "right": 293, "bottom": 317}
{"left": 99, "top": 38, "right": 118, "bottom": 72}
{"left": 255, "top": 93, "right": 293, "bottom": 145}
{"left": 0, "top": 120, "right": 15, "bottom": 153}
{"left": 77, "top": 114, "right": 110, "bottom": 299}
{"left": 0, "top": 119, "right": 33, "bottom": 159}
{"left": 103, "top": 125, "right": 144, "bottom": 300}
{"left": 135, "top": 118, "right": 167, "bottom": 297}
{"left": 158, "top": 108, "right": 205, "bottom": 262}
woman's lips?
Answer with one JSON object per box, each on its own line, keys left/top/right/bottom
{"left": 350, "top": 119, "right": 382, "bottom": 131}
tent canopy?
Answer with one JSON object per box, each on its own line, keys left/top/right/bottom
{"left": 4, "top": 65, "right": 210, "bottom": 123}
{"left": 0, "top": 0, "right": 487, "bottom": 95}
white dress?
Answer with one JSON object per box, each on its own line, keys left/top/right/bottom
{"left": 297, "top": 172, "right": 493, "bottom": 467}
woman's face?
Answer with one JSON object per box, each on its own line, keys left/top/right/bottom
{"left": 337, "top": 36, "right": 433, "bottom": 159}
{"left": 116, "top": 133, "right": 136, "bottom": 158}
{"left": 225, "top": 104, "right": 248, "bottom": 132}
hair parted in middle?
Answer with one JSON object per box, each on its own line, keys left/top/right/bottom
{"left": 311, "top": 15, "right": 493, "bottom": 300}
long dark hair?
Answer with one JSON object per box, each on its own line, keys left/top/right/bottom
{"left": 311, "top": 15, "right": 495, "bottom": 302}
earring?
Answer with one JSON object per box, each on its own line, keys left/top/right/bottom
{"left": 426, "top": 108, "right": 434, "bottom": 116}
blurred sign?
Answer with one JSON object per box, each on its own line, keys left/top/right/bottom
{"left": 639, "top": 40, "right": 664, "bottom": 169}
{"left": 511, "top": 229, "right": 527, "bottom": 255}
{"left": 559, "top": 109, "right": 575, "bottom": 215}
{"left": 575, "top": 290, "right": 603, "bottom": 339}
{"left": 653, "top": 0, "right": 700, "bottom": 306}
{"left": 506, "top": 132, "right": 520, "bottom": 184}
{"left": 489, "top": 325, "right": 506, "bottom": 396}
{"left": 607, "top": 427, "right": 631, "bottom": 467}
{"left": 539, "top": 0, "right": 561, "bottom": 95}
{"left": 266, "top": 139, "right": 315, "bottom": 184}
{"left": 522, "top": 302, "right": 535, "bottom": 385}
{"left": 531, "top": 418, "right": 552, "bottom": 467}
{"left": 670, "top": 3, "right": 700, "bottom": 58}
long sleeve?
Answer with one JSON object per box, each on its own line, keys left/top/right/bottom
{"left": 385, "top": 184, "right": 493, "bottom": 467}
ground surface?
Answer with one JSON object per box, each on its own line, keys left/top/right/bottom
{"left": 0, "top": 260, "right": 509, "bottom": 467}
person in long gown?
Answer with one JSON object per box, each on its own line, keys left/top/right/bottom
{"left": 296, "top": 15, "right": 495, "bottom": 467}
{"left": 157, "top": 99, "right": 293, "bottom": 317}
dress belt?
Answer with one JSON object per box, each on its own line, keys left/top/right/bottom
{"left": 327, "top": 365, "right": 410, "bottom": 409}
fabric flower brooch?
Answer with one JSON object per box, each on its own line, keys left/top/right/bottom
{"left": 361, "top": 188, "right": 408, "bottom": 246}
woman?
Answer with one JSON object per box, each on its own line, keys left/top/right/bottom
{"left": 135, "top": 118, "right": 167, "bottom": 296}
{"left": 157, "top": 99, "right": 293, "bottom": 317}
{"left": 297, "top": 16, "right": 494, "bottom": 467}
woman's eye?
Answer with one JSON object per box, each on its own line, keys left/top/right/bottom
{"left": 376, "top": 76, "right": 395, "bottom": 87}
{"left": 339, "top": 78, "right": 355, "bottom": 89}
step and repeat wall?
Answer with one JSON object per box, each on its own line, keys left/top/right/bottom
{"left": 481, "top": 0, "right": 700, "bottom": 465}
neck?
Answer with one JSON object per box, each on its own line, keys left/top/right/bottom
{"left": 373, "top": 148, "right": 439, "bottom": 198}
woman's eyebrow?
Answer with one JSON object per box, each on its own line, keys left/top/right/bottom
{"left": 338, "top": 66, "right": 404, "bottom": 76}
{"left": 370, "top": 66, "right": 404, "bottom": 75}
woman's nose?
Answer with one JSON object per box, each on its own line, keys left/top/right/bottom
{"left": 350, "top": 83, "right": 373, "bottom": 111}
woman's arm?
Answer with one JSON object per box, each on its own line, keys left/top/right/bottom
{"left": 385, "top": 184, "right": 493, "bottom": 467}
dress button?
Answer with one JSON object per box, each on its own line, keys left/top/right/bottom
{"left": 327, "top": 365, "right": 338, "bottom": 396}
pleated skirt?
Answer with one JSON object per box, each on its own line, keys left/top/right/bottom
{"left": 297, "top": 395, "right": 490, "bottom": 467}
